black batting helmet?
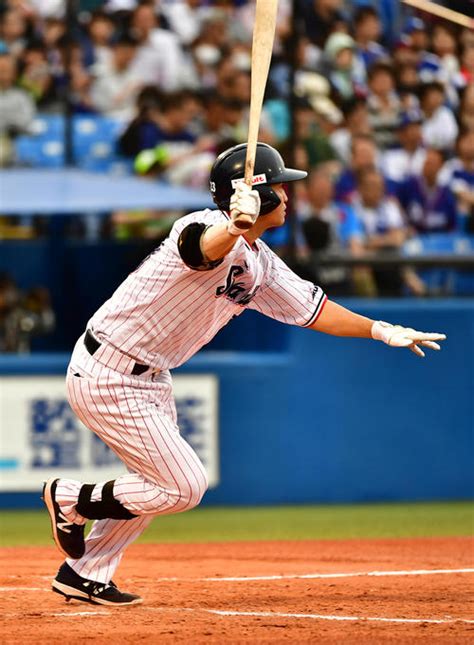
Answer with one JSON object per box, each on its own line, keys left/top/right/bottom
{"left": 209, "top": 143, "right": 307, "bottom": 215}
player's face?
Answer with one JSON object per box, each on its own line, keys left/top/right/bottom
{"left": 264, "top": 183, "right": 288, "bottom": 228}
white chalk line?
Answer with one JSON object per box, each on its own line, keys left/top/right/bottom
{"left": 0, "top": 587, "right": 50, "bottom": 592}
{"left": 1, "top": 604, "right": 473, "bottom": 625}
{"left": 154, "top": 567, "right": 474, "bottom": 583}
{"left": 199, "top": 609, "right": 474, "bottom": 625}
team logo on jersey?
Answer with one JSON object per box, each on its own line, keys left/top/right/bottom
{"left": 216, "top": 265, "right": 260, "bottom": 305}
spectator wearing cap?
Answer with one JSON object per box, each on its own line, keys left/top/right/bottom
{"left": 366, "top": 61, "right": 402, "bottom": 149}
{"left": 420, "top": 81, "right": 458, "bottom": 151}
{"left": 404, "top": 17, "right": 442, "bottom": 84}
{"left": 90, "top": 35, "right": 141, "bottom": 121}
{"left": 323, "top": 32, "right": 366, "bottom": 101}
{"left": 398, "top": 148, "right": 459, "bottom": 233}
{"left": 382, "top": 109, "right": 426, "bottom": 187}
{"left": 353, "top": 6, "right": 387, "bottom": 72}
{"left": 330, "top": 97, "right": 372, "bottom": 164}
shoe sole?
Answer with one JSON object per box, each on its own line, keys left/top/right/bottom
{"left": 43, "top": 477, "right": 73, "bottom": 560}
{"left": 52, "top": 580, "right": 143, "bottom": 606}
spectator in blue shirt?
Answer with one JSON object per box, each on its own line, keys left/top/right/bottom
{"left": 335, "top": 134, "right": 384, "bottom": 202}
{"left": 398, "top": 148, "right": 458, "bottom": 233}
{"left": 353, "top": 6, "right": 388, "bottom": 72}
{"left": 440, "top": 130, "right": 474, "bottom": 232}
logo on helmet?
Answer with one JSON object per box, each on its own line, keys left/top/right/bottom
{"left": 231, "top": 173, "right": 267, "bottom": 189}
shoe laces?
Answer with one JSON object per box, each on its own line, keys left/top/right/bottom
{"left": 82, "top": 580, "right": 111, "bottom": 596}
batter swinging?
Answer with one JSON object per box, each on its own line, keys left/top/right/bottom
{"left": 43, "top": 143, "right": 446, "bottom": 606}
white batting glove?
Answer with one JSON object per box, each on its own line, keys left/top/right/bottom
{"left": 227, "top": 182, "right": 261, "bottom": 235}
{"left": 371, "top": 321, "right": 446, "bottom": 358}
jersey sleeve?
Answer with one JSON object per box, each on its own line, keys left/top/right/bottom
{"left": 248, "top": 247, "right": 327, "bottom": 327}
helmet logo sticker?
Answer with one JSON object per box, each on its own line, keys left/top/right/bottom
{"left": 231, "top": 173, "right": 267, "bottom": 188}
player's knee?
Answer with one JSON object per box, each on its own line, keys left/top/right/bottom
{"left": 174, "top": 465, "right": 208, "bottom": 512}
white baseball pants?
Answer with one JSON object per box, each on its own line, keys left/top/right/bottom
{"left": 54, "top": 336, "right": 208, "bottom": 583}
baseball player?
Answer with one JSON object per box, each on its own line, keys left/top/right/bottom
{"left": 43, "top": 143, "right": 446, "bottom": 606}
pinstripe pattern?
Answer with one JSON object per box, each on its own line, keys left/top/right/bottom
{"left": 54, "top": 339, "right": 208, "bottom": 582}
{"left": 52, "top": 208, "right": 326, "bottom": 584}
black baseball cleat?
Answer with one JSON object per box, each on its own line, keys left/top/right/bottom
{"left": 42, "top": 478, "right": 86, "bottom": 559}
{"left": 52, "top": 562, "right": 143, "bottom": 606}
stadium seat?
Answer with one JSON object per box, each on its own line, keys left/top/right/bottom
{"left": 14, "top": 114, "right": 130, "bottom": 173}
{"left": 403, "top": 234, "right": 474, "bottom": 295}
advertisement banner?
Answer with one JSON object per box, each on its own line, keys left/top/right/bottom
{"left": 0, "top": 375, "right": 219, "bottom": 492}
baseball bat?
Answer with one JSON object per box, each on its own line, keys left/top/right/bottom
{"left": 402, "top": 0, "right": 473, "bottom": 29}
{"left": 235, "top": 0, "right": 278, "bottom": 230}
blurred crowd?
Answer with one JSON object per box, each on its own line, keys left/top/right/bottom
{"left": 0, "top": 0, "right": 473, "bottom": 297}
{"left": 0, "top": 273, "right": 55, "bottom": 352}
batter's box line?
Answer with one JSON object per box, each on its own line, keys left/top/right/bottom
{"left": 145, "top": 607, "right": 474, "bottom": 626}
{"left": 151, "top": 567, "right": 474, "bottom": 583}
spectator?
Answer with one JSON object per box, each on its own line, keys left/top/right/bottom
{"left": 118, "top": 84, "right": 162, "bottom": 157}
{"left": 303, "top": 0, "right": 346, "bottom": 49}
{"left": 403, "top": 17, "right": 442, "bottom": 83}
{"left": 0, "top": 9, "right": 30, "bottom": 58}
{"left": 335, "top": 134, "right": 379, "bottom": 202}
{"left": 0, "top": 273, "right": 55, "bottom": 353}
{"left": 162, "top": 0, "right": 202, "bottom": 46}
{"left": 353, "top": 6, "right": 387, "bottom": 71}
{"left": 440, "top": 130, "right": 474, "bottom": 232}
{"left": 459, "top": 84, "right": 474, "bottom": 133}
{"left": 90, "top": 34, "right": 141, "bottom": 121}
{"left": 366, "top": 61, "right": 402, "bottom": 149}
{"left": 458, "top": 45, "right": 474, "bottom": 86}
{"left": 129, "top": 1, "right": 184, "bottom": 90}
{"left": 431, "top": 23, "right": 460, "bottom": 87}
{"left": 398, "top": 148, "right": 458, "bottom": 233}
{"left": 330, "top": 97, "right": 371, "bottom": 164}
{"left": 0, "top": 52, "right": 36, "bottom": 164}
{"left": 198, "top": 93, "right": 245, "bottom": 143}
{"left": 352, "top": 168, "right": 406, "bottom": 248}
{"left": 323, "top": 32, "right": 366, "bottom": 101}
{"left": 352, "top": 168, "right": 416, "bottom": 296}
{"left": 420, "top": 81, "right": 458, "bottom": 151}
{"left": 395, "top": 61, "right": 420, "bottom": 110}
{"left": 382, "top": 109, "right": 425, "bottom": 187}
{"left": 82, "top": 10, "right": 115, "bottom": 73}
{"left": 301, "top": 168, "right": 364, "bottom": 294}
{"left": 18, "top": 43, "right": 57, "bottom": 109}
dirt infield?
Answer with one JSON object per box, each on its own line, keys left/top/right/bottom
{"left": 1, "top": 536, "right": 473, "bottom": 643}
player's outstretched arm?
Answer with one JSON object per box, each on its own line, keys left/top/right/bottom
{"left": 310, "top": 300, "right": 446, "bottom": 358}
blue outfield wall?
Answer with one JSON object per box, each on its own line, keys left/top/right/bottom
{"left": 0, "top": 299, "right": 473, "bottom": 508}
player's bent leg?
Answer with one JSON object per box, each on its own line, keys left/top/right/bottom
{"left": 66, "top": 515, "right": 154, "bottom": 583}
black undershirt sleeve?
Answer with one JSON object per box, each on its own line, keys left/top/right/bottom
{"left": 178, "top": 222, "right": 224, "bottom": 271}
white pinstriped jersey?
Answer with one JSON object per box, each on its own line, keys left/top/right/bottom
{"left": 88, "top": 209, "right": 327, "bottom": 370}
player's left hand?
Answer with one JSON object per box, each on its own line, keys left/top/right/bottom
{"left": 371, "top": 320, "right": 446, "bottom": 358}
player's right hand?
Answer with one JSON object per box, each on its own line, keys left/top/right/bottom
{"left": 371, "top": 320, "right": 447, "bottom": 358}
{"left": 227, "top": 182, "right": 261, "bottom": 235}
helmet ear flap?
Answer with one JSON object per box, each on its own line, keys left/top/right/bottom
{"left": 255, "top": 185, "right": 281, "bottom": 215}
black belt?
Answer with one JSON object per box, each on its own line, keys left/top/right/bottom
{"left": 84, "top": 330, "right": 150, "bottom": 376}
